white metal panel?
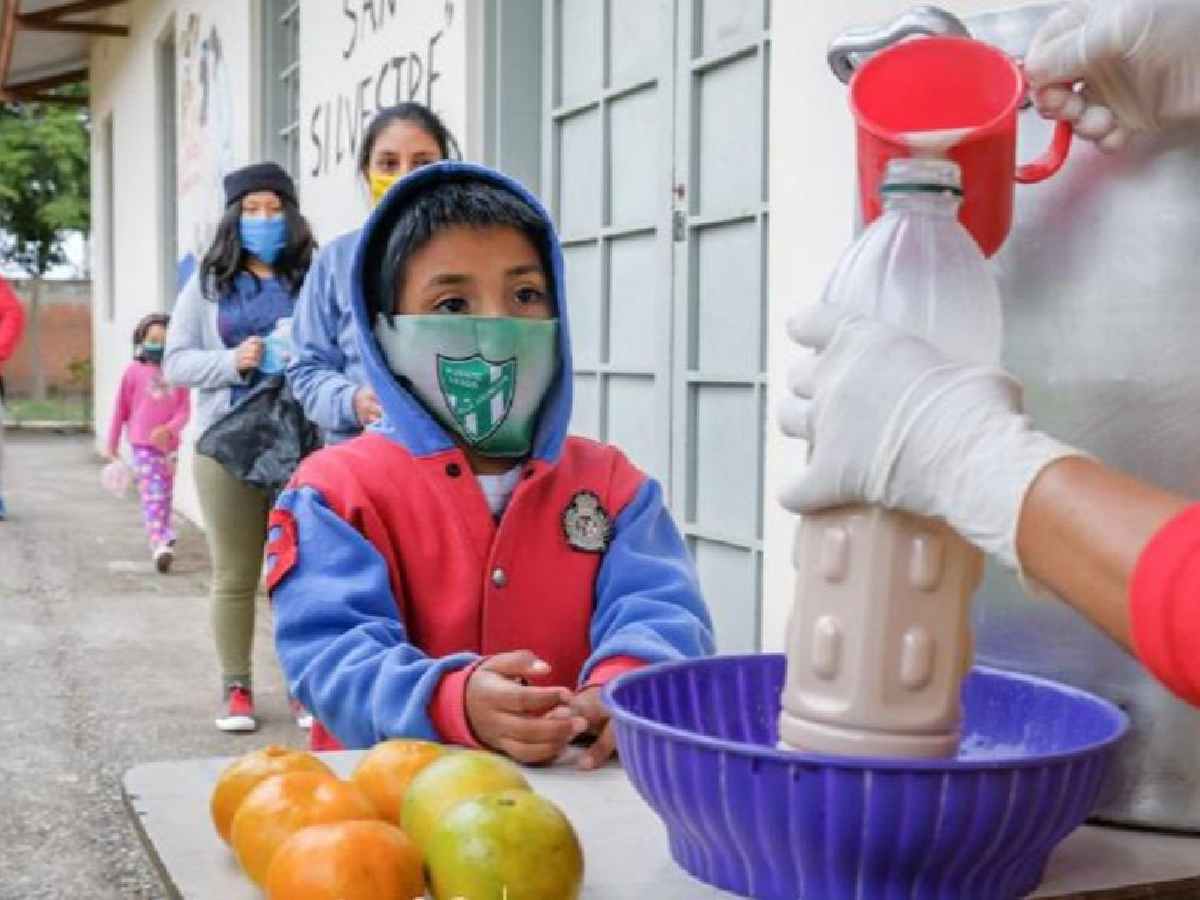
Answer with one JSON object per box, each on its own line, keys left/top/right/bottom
{"left": 607, "top": 375, "right": 664, "bottom": 479}
{"left": 673, "top": 0, "right": 771, "bottom": 653}
{"left": 699, "top": 0, "right": 766, "bottom": 55}
{"left": 696, "top": 219, "right": 762, "bottom": 373}
{"left": 608, "top": 234, "right": 659, "bottom": 370}
{"left": 557, "top": 110, "right": 603, "bottom": 237}
{"left": 557, "top": 0, "right": 604, "bottom": 105}
{"left": 694, "top": 539, "right": 762, "bottom": 652}
{"left": 544, "top": 0, "right": 770, "bottom": 653}
{"left": 562, "top": 243, "right": 603, "bottom": 367}
{"left": 547, "top": 0, "right": 676, "bottom": 491}
{"left": 609, "top": 88, "right": 662, "bottom": 228}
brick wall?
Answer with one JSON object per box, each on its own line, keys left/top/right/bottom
{"left": 2, "top": 280, "right": 92, "bottom": 398}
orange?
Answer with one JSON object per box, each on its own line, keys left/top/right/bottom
{"left": 266, "top": 820, "right": 425, "bottom": 900}
{"left": 210, "top": 746, "right": 334, "bottom": 844}
{"left": 230, "top": 771, "right": 380, "bottom": 887}
{"left": 350, "top": 738, "right": 449, "bottom": 823}
{"left": 401, "top": 749, "right": 531, "bottom": 853}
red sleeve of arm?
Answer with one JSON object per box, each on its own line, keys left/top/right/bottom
{"left": 0, "top": 278, "right": 26, "bottom": 362}
{"left": 428, "top": 660, "right": 486, "bottom": 749}
{"left": 1130, "top": 504, "right": 1200, "bottom": 707}
{"left": 581, "top": 655, "right": 645, "bottom": 691}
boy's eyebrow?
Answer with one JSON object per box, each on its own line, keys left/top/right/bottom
{"left": 506, "top": 264, "right": 544, "bottom": 278}
{"left": 425, "top": 273, "right": 472, "bottom": 288}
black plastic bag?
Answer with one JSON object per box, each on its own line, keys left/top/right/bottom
{"left": 196, "top": 374, "right": 322, "bottom": 496}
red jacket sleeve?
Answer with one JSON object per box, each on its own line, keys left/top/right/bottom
{"left": 1130, "top": 504, "right": 1200, "bottom": 707}
{"left": 0, "top": 275, "right": 26, "bottom": 364}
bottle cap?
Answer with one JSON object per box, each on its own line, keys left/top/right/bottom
{"left": 881, "top": 158, "right": 963, "bottom": 197}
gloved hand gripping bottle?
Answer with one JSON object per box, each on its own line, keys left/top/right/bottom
{"left": 778, "top": 158, "right": 1003, "bottom": 758}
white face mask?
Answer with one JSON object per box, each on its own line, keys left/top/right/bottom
{"left": 374, "top": 314, "right": 560, "bottom": 457}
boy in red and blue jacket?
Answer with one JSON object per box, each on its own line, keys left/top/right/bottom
{"left": 268, "top": 163, "right": 715, "bottom": 767}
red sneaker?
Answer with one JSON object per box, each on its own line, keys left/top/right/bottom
{"left": 289, "top": 697, "right": 313, "bottom": 730}
{"left": 215, "top": 683, "right": 257, "bottom": 733}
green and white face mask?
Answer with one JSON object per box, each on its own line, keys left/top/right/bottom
{"left": 374, "top": 314, "right": 560, "bottom": 457}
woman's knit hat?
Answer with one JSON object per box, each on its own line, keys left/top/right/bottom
{"left": 223, "top": 162, "right": 297, "bottom": 208}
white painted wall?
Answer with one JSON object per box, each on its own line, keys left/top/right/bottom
{"left": 90, "top": 0, "right": 481, "bottom": 528}
{"left": 297, "top": 0, "right": 479, "bottom": 241}
{"left": 91, "top": 0, "right": 255, "bottom": 526}
{"left": 761, "top": 0, "right": 1037, "bottom": 650}
{"left": 90, "top": 0, "right": 183, "bottom": 507}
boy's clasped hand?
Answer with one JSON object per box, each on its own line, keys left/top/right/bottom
{"left": 465, "top": 651, "right": 616, "bottom": 771}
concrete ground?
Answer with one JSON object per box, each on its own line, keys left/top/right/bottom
{"left": 0, "top": 433, "right": 303, "bottom": 899}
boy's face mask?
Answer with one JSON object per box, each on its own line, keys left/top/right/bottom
{"left": 369, "top": 172, "right": 399, "bottom": 206}
{"left": 239, "top": 216, "right": 287, "bottom": 265}
{"left": 141, "top": 342, "right": 164, "bottom": 364}
{"left": 374, "top": 314, "right": 559, "bottom": 457}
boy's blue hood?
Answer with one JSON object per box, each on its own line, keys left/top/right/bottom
{"left": 349, "top": 162, "right": 573, "bottom": 463}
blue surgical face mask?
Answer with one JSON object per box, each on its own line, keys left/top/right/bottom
{"left": 239, "top": 216, "right": 287, "bottom": 266}
{"left": 140, "top": 342, "right": 164, "bottom": 364}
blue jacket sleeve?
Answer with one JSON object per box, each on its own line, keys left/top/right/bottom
{"left": 287, "top": 245, "right": 361, "bottom": 435}
{"left": 269, "top": 486, "right": 479, "bottom": 748}
{"left": 581, "top": 478, "right": 717, "bottom": 685}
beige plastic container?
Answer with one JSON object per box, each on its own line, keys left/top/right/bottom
{"left": 778, "top": 505, "right": 983, "bottom": 758}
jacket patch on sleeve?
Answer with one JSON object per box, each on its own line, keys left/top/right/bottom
{"left": 265, "top": 507, "right": 299, "bottom": 591}
{"left": 562, "top": 490, "right": 611, "bottom": 554}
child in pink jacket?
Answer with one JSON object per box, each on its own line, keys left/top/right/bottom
{"left": 107, "top": 313, "right": 190, "bottom": 573}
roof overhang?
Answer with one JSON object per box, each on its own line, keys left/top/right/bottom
{"left": 0, "top": 0, "right": 129, "bottom": 103}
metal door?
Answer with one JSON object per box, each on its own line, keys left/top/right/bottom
{"left": 545, "top": 0, "right": 771, "bottom": 652}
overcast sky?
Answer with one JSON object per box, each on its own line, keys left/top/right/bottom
{"left": 0, "top": 232, "right": 89, "bottom": 281}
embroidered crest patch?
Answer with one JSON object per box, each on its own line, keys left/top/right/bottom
{"left": 437, "top": 354, "right": 516, "bottom": 444}
{"left": 562, "top": 490, "right": 611, "bottom": 554}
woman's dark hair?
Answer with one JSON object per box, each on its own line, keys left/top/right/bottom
{"left": 198, "top": 196, "right": 316, "bottom": 300}
{"left": 133, "top": 312, "right": 170, "bottom": 360}
{"left": 366, "top": 178, "right": 551, "bottom": 320}
{"left": 357, "top": 103, "right": 461, "bottom": 178}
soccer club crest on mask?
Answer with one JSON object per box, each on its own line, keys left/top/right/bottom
{"left": 437, "top": 354, "right": 517, "bottom": 444}
{"left": 562, "top": 490, "right": 611, "bottom": 554}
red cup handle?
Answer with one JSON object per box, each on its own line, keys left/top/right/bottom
{"left": 1015, "top": 120, "right": 1072, "bottom": 184}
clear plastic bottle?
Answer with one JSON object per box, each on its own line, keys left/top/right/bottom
{"left": 778, "top": 158, "right": 1002, "bottom": 758}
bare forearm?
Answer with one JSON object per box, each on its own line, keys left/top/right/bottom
{"left": 1016, "top": 456, "right": 1190, "bottom": 650}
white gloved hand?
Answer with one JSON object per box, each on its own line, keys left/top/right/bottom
{"left": 778, "top": 306, "right": 1080, "bottom": 569}
{"left": 1026, "top": 0, "right": 1200, "bottom": 153}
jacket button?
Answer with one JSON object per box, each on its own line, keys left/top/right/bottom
{"left": 446, "top": 463, "right": 462, "bottom": 477}
{"left": 491, "top": 568, "right": 508, "bottom": 588}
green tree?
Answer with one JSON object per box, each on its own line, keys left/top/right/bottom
{"left": 0, "top": 95, "right": 90, "bottom": 399}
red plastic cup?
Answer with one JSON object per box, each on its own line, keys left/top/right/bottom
{"left": 850, "top": 36, "right": 1072, "bottom": 257}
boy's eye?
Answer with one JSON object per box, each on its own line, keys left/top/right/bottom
{"left": 515, "top": 286, "right": 546, "bottom": 306}
{"left": 433, "top": 296, "right": 470, "bottom": 314}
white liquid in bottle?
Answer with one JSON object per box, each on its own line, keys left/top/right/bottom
{"left": 778, "top": 158, "right": 1002, "bottom": 759}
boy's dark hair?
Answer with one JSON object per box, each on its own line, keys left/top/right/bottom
{"left": 358, "top": 103, "right": 461, "bottom": 179}
{"left": 132, "top": 312, "right": 170, "bottom": 360}
{"left": 199, "top": 196, "right": 316, "bottom": 301}
{"left": 367, "top": 178, "right": 552, "bottom": 320}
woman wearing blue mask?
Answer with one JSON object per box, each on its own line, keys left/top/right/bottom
{"left": 289, "top": 103, "right": 459, "bottom": 446}
{"left": 164, "top": 162, "right": 316, "bottom": 734}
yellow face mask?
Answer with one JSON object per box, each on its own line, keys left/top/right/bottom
{"left": 369, "top": 172, "right": 399, "bottom": 205}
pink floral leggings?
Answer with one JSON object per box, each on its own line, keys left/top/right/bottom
{"left": 132, "top": 445, "right": 176, "bottom": 548}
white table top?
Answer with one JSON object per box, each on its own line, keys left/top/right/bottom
{"left": 122, "top": 751, "right": 1200, "bottom": 899}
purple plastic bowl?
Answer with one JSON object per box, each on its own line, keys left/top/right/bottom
{"left": 605, "top": 654, "right": 1128, "bottom": 900}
